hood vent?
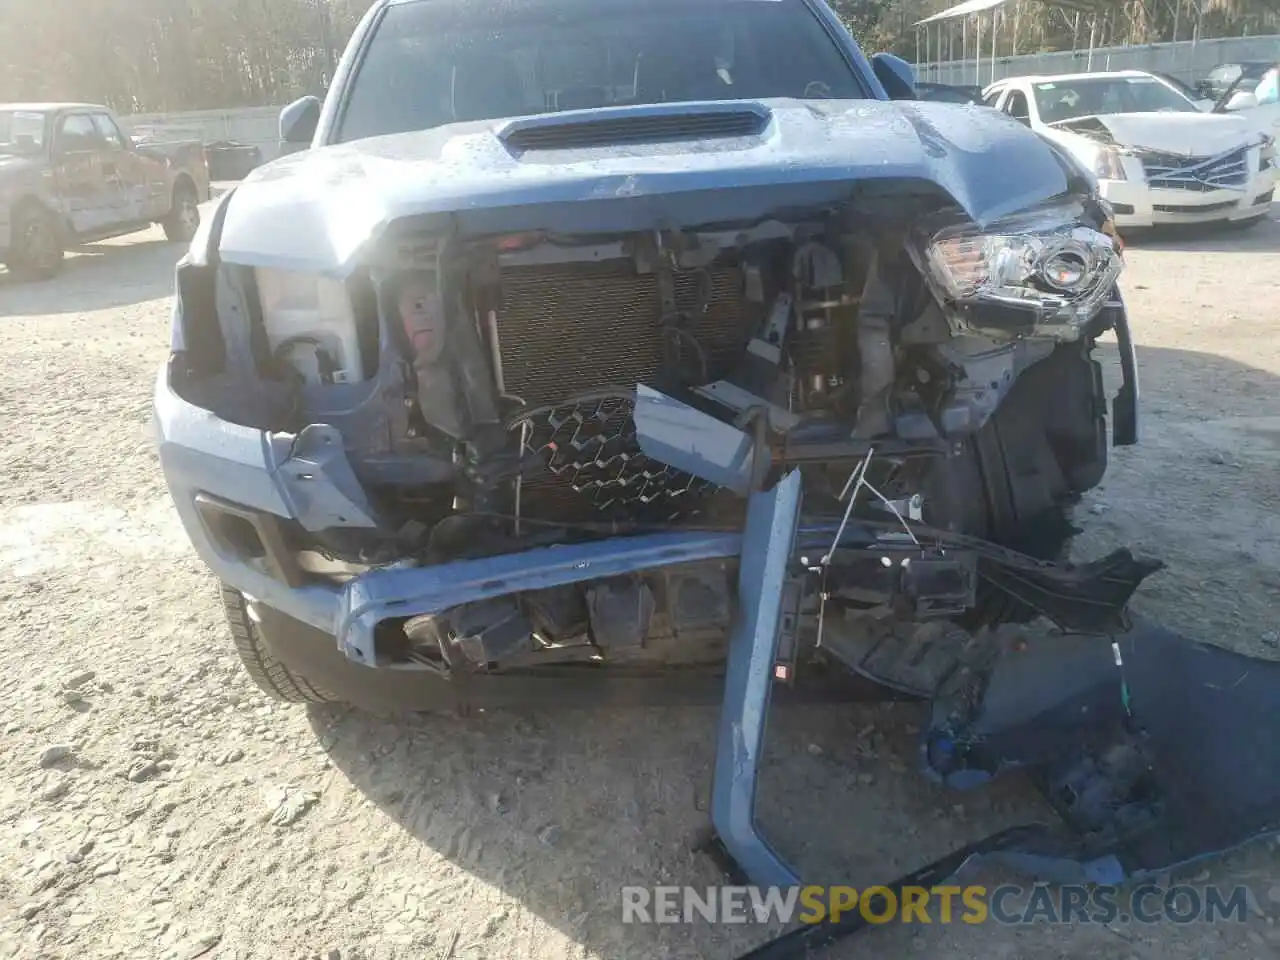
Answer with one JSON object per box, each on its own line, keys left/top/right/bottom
{"left": 499, "top": 104, "right": 769, "bottom": 152}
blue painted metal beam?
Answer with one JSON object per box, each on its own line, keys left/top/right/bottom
{"left": 711, "top": 469, "right": 804, "bottom": 889}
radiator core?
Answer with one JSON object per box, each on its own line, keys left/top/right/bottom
{"left": 493, "top": 261, "right": 749, "bottom": 408}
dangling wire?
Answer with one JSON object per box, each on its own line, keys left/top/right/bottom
{"left": 815, "top": 448, "right": 875, "bottom": 650}
{"left": 814, "top": 448, "right": 925, "bottom": 650}
{"left": 861, "top": 478, "right": 922, "bottom": 547}
{"left": 824, "top": 447, "right": 875, "bottom": 566}
{"left": 1113, "top": 640, "right": 1133, "bottom": 719}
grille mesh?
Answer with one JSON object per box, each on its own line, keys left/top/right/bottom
{"left": 495, "top": 261, "right": 749, "bottom": 520}
{"left": 1141, "top": 147, "right": 1250, "bottom": 192}
{"left": 509, "top": 391, "right": 714, "bottom": 522}
{"left": 494, "top": 262, "right": 748, "bottom": 408}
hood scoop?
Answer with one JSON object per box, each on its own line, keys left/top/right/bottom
{"left": 498, "top": 102, "right": 770, "bottom": 151}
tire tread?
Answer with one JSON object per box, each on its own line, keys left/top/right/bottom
{"left": 219, "top": 583, "right": 335, "bottom": 703}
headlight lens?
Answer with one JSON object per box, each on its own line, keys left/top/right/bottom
{"left": 255, "top": 268, "right": 363, "bottom": 384}
{"left": 1260, "top": 136, "right": 1275, "bottom": 171}
{"left": 1093, "top": 146, "right": 1128, "bottom": 180}
{"left": 908, "top": 201, "right": 1124, "bottom": 340}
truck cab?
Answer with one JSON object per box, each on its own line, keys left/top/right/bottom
{"left": 0, "top": 102, "right": 210, "bottom": 280}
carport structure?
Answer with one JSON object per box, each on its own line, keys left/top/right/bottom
{"left": 913, "top": 0, "right": 1145, "bottom": 87}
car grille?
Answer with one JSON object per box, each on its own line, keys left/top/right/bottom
{"left": 1141, "top": 146, "right": 1250, "bottom": 192}
{"left": 494, "top": 261, "right": 751, "bottom": 520}
{"left": 1153, "top": 200, "right": 1239, "bottom": 214}
{"left": 508, "top": 390, "right": 717, "bottom": 521}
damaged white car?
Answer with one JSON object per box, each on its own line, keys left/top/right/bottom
{"left": 984, "top": 70, "right": 1276, "bottom": 228}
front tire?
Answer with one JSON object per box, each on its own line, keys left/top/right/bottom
{"left": 220, "top": 583, "right": 337, "bottom": 704}
{"left": 5, "top": 202, "right": 64, "bottom": 280}
{"left": 162, "top": 180, "right": 201, "bottom": 243}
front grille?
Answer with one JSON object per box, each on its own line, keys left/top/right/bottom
{"left": 494, "top": 262, "right": 748, "bottom": 408}
{"left": 1142, "top": 146, "right": 1250, "bottom": 191}
{"left": 494, "top": 260, "right": 749, "bottom": 521}
{"left": 509, "top": 391, "right": 714, "bottom": 521}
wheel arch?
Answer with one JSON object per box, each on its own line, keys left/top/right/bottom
{"left": 7, "top": 193, "right": 71, "bottom": 242}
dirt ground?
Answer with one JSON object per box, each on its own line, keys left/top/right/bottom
{"left": 1, "top": 208, "right": 1279, "bottom": 960}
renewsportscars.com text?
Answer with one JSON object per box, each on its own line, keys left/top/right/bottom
{"left": 620, "top": 883, "right": 1252, "bottom": 926}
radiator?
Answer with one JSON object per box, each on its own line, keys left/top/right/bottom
{"left": 493, "top": 261, "right": 748, "bottom": 408}
{"left": 494, "top": 260, "right": 750, "bottom": 520}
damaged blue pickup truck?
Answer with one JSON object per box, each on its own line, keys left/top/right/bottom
{"left": 157, "top": 0, "right": 1280, "bottom": 942}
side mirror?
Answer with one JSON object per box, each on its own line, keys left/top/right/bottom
{"left": 871, "top": 52, "right": 917, "bottom": 101}
{"left": 1225, "top": 91, "right": 1259, "bottom": 112}
{"left": 280, "top": 96, "right": 322, "bottom": 153}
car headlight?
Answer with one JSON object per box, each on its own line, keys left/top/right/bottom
{"left": 1093, "top": 145, "right": 1128, "bottom": 181}
{"left": 1260, "top": 136, "right": 1275, "bottom": 171}
{"left": 907, "top": 200, "right": 1124, "bottom": 342}
{"left": 255, "top": 268, "right": 364, "bottom": 385}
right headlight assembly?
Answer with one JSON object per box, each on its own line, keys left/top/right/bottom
{"left": 907, "top": 200, "right": 1124, "bottom": 342}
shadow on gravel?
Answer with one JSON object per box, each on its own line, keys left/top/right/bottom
{"left": 0, "top": 237, "right": 182, "bottom": 316}
{"left": 310, "top": 697, "right": 1047, "bottom": 959}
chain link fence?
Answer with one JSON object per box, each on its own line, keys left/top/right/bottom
{"left": 918, "top": 34, "right": 1280, "bottom": 88}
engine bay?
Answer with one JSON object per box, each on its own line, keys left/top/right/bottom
{"left": 227, "top": 207, "right": 1116, "bottom": 536}
{"left": 171, "top": 193, "right": 1134, "bottom": 674}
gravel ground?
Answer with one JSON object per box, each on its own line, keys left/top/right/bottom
{"left": 1, "top": 210, "right": 1279, "bottom": 960}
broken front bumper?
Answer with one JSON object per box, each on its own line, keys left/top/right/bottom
{"left": 154, "top": 297, "right": 1140, "bottom": 672}
{"left": 157, "top": 380, "right": 740, "bottom": 666}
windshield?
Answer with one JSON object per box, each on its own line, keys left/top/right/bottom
{"left": 0, "top": 110, "right": 48, "bottom": 155}
{"left": 338, "top": 0, "right": 863, "bottom": 143}
{"left": 1033, "top": 76, "right": 1199, "bottom": 124}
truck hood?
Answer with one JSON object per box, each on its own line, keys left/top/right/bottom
{"left": 1050, "top": 111, "right": 1259, "bottom": 156}
{"left": 217, "top": 98, "right": 1076, "bottom": 276}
